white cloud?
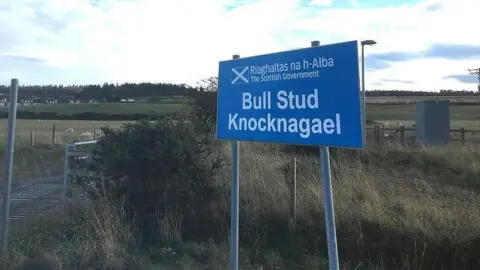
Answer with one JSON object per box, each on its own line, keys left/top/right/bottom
{"left": 0, "top": 0, "right": 479, "bottom": 90}
{"left": 309, "top": 0, "right": 333, "bottom": 7}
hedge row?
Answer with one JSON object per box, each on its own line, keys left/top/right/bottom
{"left": 0, "top": 111, "right": 174, "bottom": 121}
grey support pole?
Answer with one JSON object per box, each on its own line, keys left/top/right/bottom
{"left": 230, "top": 54, "right": 241, "bottom": 270}
{"left": 361, "top": 44, "right": 366, "bottom": 145}
{"left": 311, "top": 41, "right": 340, "bottom": 270}
{"left": 1, "top": 79, "right": 19, "bottom": 252}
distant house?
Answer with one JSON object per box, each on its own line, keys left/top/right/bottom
{"left": 45, "top": 98, "right": 57, "bottom": 104}
{"left": 20, "top": 99, "right": 32, "bottom": 105}
{"left": 120, "top": 98, "right": 135, "bottom": 103}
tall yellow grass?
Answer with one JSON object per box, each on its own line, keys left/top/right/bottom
{"left": 3, "top": 143, "right": 480, "bottom": 269}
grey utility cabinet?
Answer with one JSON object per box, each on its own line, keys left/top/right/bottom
{"left": 415, "top": 99, "right": 450, "bottom": 146}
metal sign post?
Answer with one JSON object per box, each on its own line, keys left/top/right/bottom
{"left": 1, "top": 78, "right": 19, "bottom": 252}
{"left": 230, "top": 54, "right": 241, "bottom": 270}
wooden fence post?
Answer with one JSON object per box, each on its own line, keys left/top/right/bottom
{"left": 52, "top": 124, "right": 56, "bottom": 145}
{"left": 289, "top": 157, "right": 297, "bottom": 232}
{"left": 93, "top": 130, "right": 97, "bottom": 140}
{"left": 399, "top": 126, "right": 406, "bottom": 147}
{"left": 374, "top": 126, "right": 380, "bottom": 147}
{"left": 378, "top": 126, "right": 385, "bottom": 148}
{"left": 460, "top": 128, "right": 466, "bottom": 146}
{"left": 30, "top": 130, "right": 35, "bottom": 147}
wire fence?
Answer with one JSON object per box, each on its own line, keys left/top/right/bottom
{"left": 365, "top": 126, "right": 480, "bottom": 147}
{"left": 5, "top": 124, "right": 102, "bottom": 146}
{"left": 4, "top": 122, "right": 480, "bottom": 148}
{"left": 242, "top": 156, "right": 480, "bottom": 234}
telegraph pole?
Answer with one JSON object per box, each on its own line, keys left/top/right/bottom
{"left": 468, "top": 68, "right": 480, "bottom": 92}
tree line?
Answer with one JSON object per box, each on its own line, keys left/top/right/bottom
{"left": 366, "top": 89, "right": 478, "bottom": 97}
{"left": 0, "top": 80, "right": 477, "bottom": 102}
{"left": 0, "top": 82, "right": 196, "bottom": 102}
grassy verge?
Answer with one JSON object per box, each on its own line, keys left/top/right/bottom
{"left": 3, "top": 143, "right": 480, "bottom": 269}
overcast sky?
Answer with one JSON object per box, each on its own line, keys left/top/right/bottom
{"left": 0, "top": 0, "right": 479, "bottom": 90}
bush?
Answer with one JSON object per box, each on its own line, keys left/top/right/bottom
{"left": 187, "top": 77, "right": 218, "bottom": 123}
{"left": 186, "top": 91, "right": 217, "bottom": 123}
{"left": 86, "top": 111, "right": 227, "bottom": 246}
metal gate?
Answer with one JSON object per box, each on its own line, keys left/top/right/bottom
{"left": 63, "top": 140, "right": 99, "bottom": 205}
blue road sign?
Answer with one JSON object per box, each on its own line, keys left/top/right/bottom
{"left": 216, "top": 40, "right": 363, "bottom": 149}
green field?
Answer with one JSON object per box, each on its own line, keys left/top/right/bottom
{"left": 1, "top": 102, "right": 479, "bottom": 121}
{"left": 367, "top": 103, "right": 480, "bottom": 122}
{"left": 367, "top": 95, "right": 480, "bottom": 104}
{"left": 0, "top": 102, "right": 183, "bottom": 114}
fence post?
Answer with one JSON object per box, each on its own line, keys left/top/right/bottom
{"left": 378, "top": 126, "right": 385, "bottom": 148}
{"left": 289, "top": 157, "right": 297, "bottom": 232}
{"left": 52, "top": 124, "right": 56, "bottom": 145}
{"left": 460, "top": 128, "right": 466, "bottom": 146}
{"left": 93, "top": 130, "right": 97, "bottom": 140}
{"left": 30, "top": 130, "right": 35, "bottom": 146}
{"left": 63, "top": 144, "right": 70, "bottom": 207}
{"left": 399, "top": 126, "right": 406, "bottom": 147}
{"left": 374, "top": 126, "right": 379, "bottom": 147}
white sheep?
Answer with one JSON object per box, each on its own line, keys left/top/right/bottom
{"left": 79, "top": 132, "right": 93, "bottom": 141}
{"left": 382, "top": 122, "right": 390, "bottom": 138}
{"left": 65, "top": 128, "right": 74, "bottom": 132}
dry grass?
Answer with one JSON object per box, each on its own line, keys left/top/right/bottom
{"left": 220, "top": 143, "right": 480, "bottom": 268}
{"left": 1, "top": 202, "right": 147, "bottom": 269}
{"left": 0, "top": 145, "right": 65, "bottom": 182}
{"left": 1, "top": 201, "right": 250, "bottom": 269}
{"left": 2, "top": 143, "right": 480, "bottom": 269}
